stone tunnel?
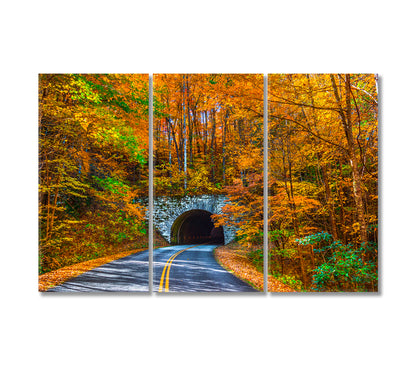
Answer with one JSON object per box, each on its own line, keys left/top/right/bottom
{"left": 153, "top": 194, "right": 236, "bottom": 245}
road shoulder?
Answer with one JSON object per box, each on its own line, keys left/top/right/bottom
{"left": 214, "top": 244, "right": 295, "bottom": 292}
{"left": 38, "top": 249, "right": 145, "bottom": 291}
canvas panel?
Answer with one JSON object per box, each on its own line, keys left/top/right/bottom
{"left": 38, "top": 74, "right": 150, "bottom": 292}
{"left": 267, "top": 74, "right": 378, "bottom": 292}
{"left": 153, "top": 74, "right": 264, "bottom": 293}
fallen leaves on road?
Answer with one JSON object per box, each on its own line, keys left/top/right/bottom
{"left": 214, "top": 244, "right": 295, "bottom": 292}
{"left": 38, "top": 249, "right": 144, "bottom": 292}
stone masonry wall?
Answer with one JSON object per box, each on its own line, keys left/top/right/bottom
{"left": 153, "top": 194, "right": 236, "bottom": 244}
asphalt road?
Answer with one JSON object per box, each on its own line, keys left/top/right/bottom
{"left": 47, "top": 250, "right": 149, "bottom": 292}
{"left": 47, "top": 244, "right": 257, "bottom": 292}
{"left": 154, "top": 244, "right": 257, "bottom": 292}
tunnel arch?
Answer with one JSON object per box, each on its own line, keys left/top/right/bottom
{"left": 170, "top": 209, "right": 225, "bottom": 245}
{"left": 153, "top": 194, "right": 236, "bottom": 244}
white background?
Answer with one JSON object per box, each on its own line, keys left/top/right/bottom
{"left": 1, "top": 1, "right": 415, "bottom": 373}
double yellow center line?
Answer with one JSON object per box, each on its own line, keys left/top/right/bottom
{"left": 158, "top": 244, "right": 202, "bottom": 292}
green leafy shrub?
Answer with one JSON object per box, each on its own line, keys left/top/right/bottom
{"left": 296, "top": 232, "right": 378, "bottom": 291}
{"left": 277, "top": 274, "right": 303, "bottom": 291}
{"left": 247, "top": 248, "right": 264, "bottom": 272}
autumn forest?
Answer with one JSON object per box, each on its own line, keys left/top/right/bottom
{"left": 39, "top": 73, "right": 378, "bottom": 292}
{"left": 39, "top": 74, "right": 149, "bottom": 274}
{"left": 153, "top": 74, "right": 264, "bottom": 244}
{"left": 268, "top": 74, "right": 378, "bottom": 291}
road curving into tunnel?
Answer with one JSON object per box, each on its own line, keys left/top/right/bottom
{"left": 153, "top": 244, "right": 257, "bottom": 292}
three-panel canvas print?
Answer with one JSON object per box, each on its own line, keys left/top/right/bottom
{"left": 38, "top": 73, "right": 378, "bottom": 293}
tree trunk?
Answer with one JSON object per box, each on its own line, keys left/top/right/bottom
{"left": 330, "top": 74, "right": 368, "bottom": 246}
{"left": 182, "top": 75, "right": 187, "bottom": 190}
{"left": 321, "top": 162, "right": 338, "bottom": 239}
{"left": 167, "top": 117, "right": 172, "bottom": 176}
{"left": 169, "top": 118, "right": 181, "bottom": 172}
{"left": 210, "top": 109, "right": 216, "bottom": 183}
{"left": 222, "top": 111, "right": 228, "bottom": 185}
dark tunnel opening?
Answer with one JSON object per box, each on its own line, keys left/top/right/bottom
{"left": 171, "top": 209, "right": 225, "bottom": 245}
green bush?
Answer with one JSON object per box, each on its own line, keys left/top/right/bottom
{"left": 247, "top": 248, "right": 264, "bottom": 272}
{"left": 277, "top": 274, "right": 303, "bottom": 291}
{"left": 311, "top": 240, "right": 378, "bottom": 291}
